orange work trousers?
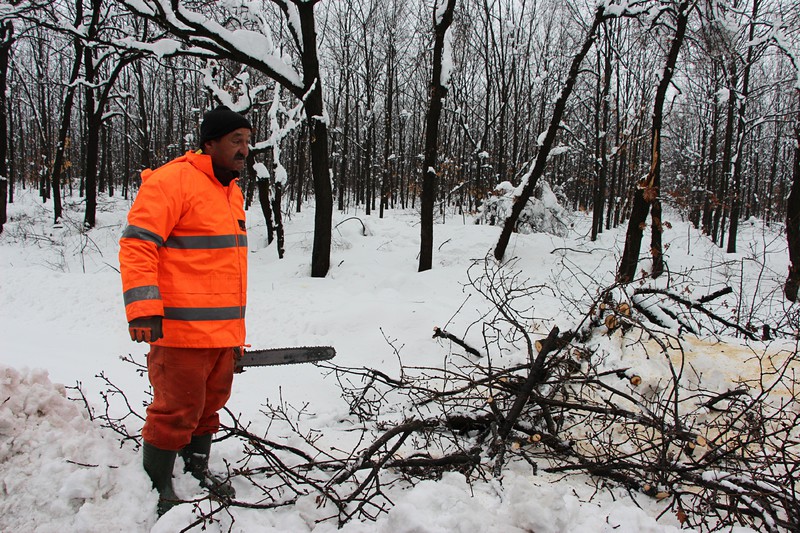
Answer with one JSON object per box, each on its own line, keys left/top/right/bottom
{"left": 142, "top": 346, "right": 235, "bottom": 451}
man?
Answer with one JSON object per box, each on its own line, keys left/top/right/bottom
{"left": 119, "top": 105, "right": 251, "bottom": 516}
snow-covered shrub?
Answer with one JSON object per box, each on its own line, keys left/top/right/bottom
{"left": 480, "top": 179, "right": 572, "bottom": 237}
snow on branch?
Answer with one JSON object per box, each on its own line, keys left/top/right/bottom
{"left": 120, "top": 0, "right": 304, "bottom": 93}
{"left": 599, "top": 0, "right": 654, "bottom": 18}
{"left": 201, "top": 62, "right": 270, "bottom": 113}
{"left": 766, "top": 15, "right": 800, "bottom": 90}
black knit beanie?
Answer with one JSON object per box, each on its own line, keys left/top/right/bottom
{"left": 199, "top": 105, "right": 252, "bottom": 146}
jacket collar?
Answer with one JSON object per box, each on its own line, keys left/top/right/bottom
{"left": 187, "top": 150, "right": 241, "bottom": 187}
{"left": 185, "top": 150, "right": 216, "bottom": 181}
{"left": 141, "top": 151, "right": 236, "bottom": 188}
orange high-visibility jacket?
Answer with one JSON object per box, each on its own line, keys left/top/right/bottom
{"left": 119, "top": 151, "right": 247, "bottom": 348}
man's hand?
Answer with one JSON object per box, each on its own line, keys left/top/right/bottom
{"left": 128, "top": 316, "right": 164, "bottom": 343}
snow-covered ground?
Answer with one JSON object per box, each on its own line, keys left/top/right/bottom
{"left": 0, "top": 188, "right": 794, "bottom": 532}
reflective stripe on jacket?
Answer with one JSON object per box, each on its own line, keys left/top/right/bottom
{"left": 119, "top": 151, "right": 247, "bottom": 348}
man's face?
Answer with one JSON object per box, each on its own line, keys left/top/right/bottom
{"left": 205, "top": 127, "right": 251, "bottom": 174}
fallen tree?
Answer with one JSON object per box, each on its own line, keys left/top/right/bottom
{"left": 87, "top": 256, "right": 799, "bottom": 531}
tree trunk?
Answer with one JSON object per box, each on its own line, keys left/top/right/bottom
{"left": 364, "top": 104, "right": 374, "bottom": 216}
{"left": 592, "top": 29, "right": 612, "bottom": 241}
{"left": 6, "top": 84, "right": 12, "bottom": 204}
{"left": 727, "top": 0, "right": 760, "bottom": 254}
{"left": 766, "top": 120, "right": 782, "bottom": 226}
{"left": 257, "top": 178, "right": 274, "bottom": 245}
{"left": 50, "top": 72, "right": 81, "bottom": 223}
{"left": 83, "top": 43, "right": 99, "bottom": 229}
{"left": 419, "top": 0, "right": 456, "bottom": 272}
{"left": 702, "top": 84, "right": 720, "bottom": 235}
{"left": 380, "top": 40, "right": 395, "bottom": 219}
{"left": 714, "top": 71, "right": 736, "bottom": 247}
{"left": 495, "top": 7, "right": 607, "bottom": 262}
{"left": 273, "top": 180, "right": 285, "bottom": 259}
{"left": 82, "top": 0, "right": 135, "bottom": 228}
{"left": 297, "top": 1, "right": 332, "bottom": 278}
{"left": 134, "top": 60, "right": 151, "bottom": 171}
{"left": 617, "top": 0, "right": 689, "bottom": 282}
{"left": 0, "top": 20, "right": 12, "bottom": 234}
{"left": 785, "top": 100, "right": 800, "bottom": 302}
{"left": 34, "top": 36, "right": 51, "bottom": 203}
{"left": 105, "top": 123, "right": 113, "bottom": 197}
{"left": 338, "top": 66, "right": 350, "bottom": 213}
{"left": 295, "top": 123, "right": 305, "bottom": 213}
{"left": 49, "top": 4, "right": 84, "bottom": 224}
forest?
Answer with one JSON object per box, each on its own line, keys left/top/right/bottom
{"left": 0, "top": 0, "right": 797, "bottom": 286}
{"left": 1, "top": 2, "right": 800, "bottom": 531}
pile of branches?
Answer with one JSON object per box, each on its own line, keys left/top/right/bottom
{"left": 387, "top": 259, "right": 798, "bottom": 531}
{"left": 84, "top": 257, "right": 799, "bottom": 532}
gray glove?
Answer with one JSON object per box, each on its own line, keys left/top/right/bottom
{"left": 128, "top": 316, "right": 163, "bottom": 343}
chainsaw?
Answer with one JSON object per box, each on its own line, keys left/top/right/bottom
{"left": 234, "top": 346, "right": 336, "bottom": 372}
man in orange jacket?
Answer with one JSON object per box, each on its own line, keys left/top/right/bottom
{"left": 119, "top": 105, "right": 251, "bottom": 516}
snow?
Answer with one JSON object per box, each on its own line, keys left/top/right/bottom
{"left": 1, "top": 187, "right": 793, "bottom": 532}
{"left": 440, "top": 23, "right": 454, "bottom": 89}
{"left": 0, "top": 366, "right": 154, "bottom": 532}
{"left": 173, "top": 1, "right": 303, "bottom": 91}
{"left": 482, "top": 179, "right": 571, "bottom": 236}
{"left": 280, "top": 1, "right": 304, "bottom": 54}
{"left": 601, "top": 0, "right": 632, "bottom": 18}
{"left": 253, "top": 162, "right": 270, "bottom": 179}
{"left": 118, "top": 37, "right": 184, "bottom": 58}
{"left": 434, "top": 0, "right": 450, "bottom": 26}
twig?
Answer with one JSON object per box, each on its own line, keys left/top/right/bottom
{"left": 432, "top": 327, "right": 483, "bottom": 358}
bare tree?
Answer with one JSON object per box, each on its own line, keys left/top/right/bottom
{"left": 494, "top": 5, "right": 613, "bottom": 262}
{"left": 419, "top": 0, "right": 457, "bottom": 272}
{"left": 725, "top": 0, "right": 764, "bottom": 253}
{"left": 786, "top": 101, "right": 800, "bottom": 301}
{"left": 591, "top": 24, "right": 613, "bottom": 241}
{"left": 47, "top": 0, "right": 84, "bottom": 225}
{"left": 81, "top": 1, "right": 140, "bottom": 228}
{"left": 617, "top": 0, "right": 693, "bottom": 282}
{"left": 0, "top": 18, "right": 12, "bottom": 234}
{"left": 3, "top": 0, "right": 798, "bottom": 288}
{"left": 121, "top": 0, "right": 334, "bottom": 276}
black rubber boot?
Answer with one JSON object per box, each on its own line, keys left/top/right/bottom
{"left": 180, "top": 434, "right": 236, "bottom": 499}
{"left": 142, "top": 442, "right": 180, "bottom": 516}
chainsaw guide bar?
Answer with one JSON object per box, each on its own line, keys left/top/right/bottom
{"left": 235, "top": 346, "right": 336, "bottom": 371}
